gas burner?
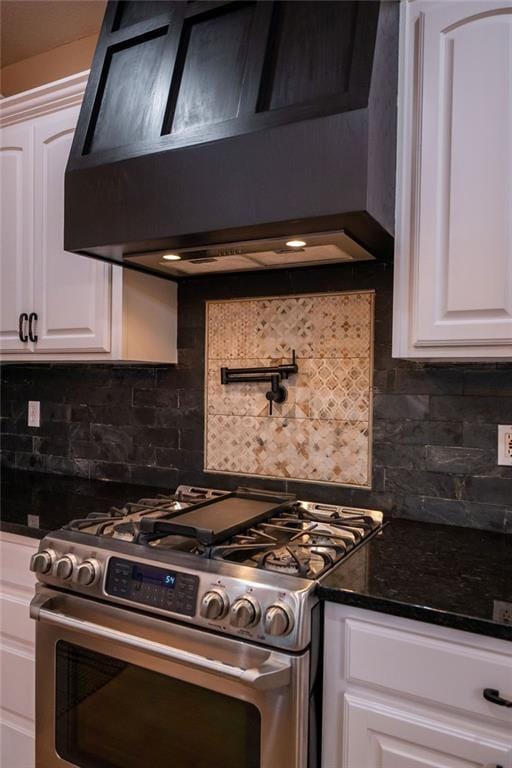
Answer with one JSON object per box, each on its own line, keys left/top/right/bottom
{"left": 67, "top": 505, "right": 182, "bottom": 540}
{"left": 210, "top": 524, "right": 355, "bottom": 578}
{"left": 256, "top": 535, "right": 344, "bottom": 577}
{"left": 147, "top": 535, "right": 204, "bottom": 553}
{"left": 258, "top": 545, "right": 332, "bottom": 578}
{"left": 262, "top": 518, "right": 358, "bottom": 544}
{"left": 294, "top": 501, "right": 382, "bottom": 529}
{"left": 108, "top": 521, "right": 139, "bottom": 542}
{"left": 63, "top": 485, "right": 228, "bottom": 539}
{"left": 206, "top": 501, "right": 384, "bottom": 578}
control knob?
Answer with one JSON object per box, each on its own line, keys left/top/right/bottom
{"left": 200, "top": 590, "right": 228, "bottom": 620}
{"left": 230, "top": 597, "right": 260, "bottom": 629}
{"left": 263, "top": 603, "right": 294, "bottom": 637}
{"left": 30, "top": 549, "right": 55, "bottom": 575}
{"left": 55, "top": 555, "right": 77, "bottom": 581}
{"left": 76, "top": 559, "right": 99, "bottom": 586}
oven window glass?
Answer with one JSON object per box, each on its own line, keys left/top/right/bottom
{"left": 55, "top": 641, "right": 261, "bottom": 768}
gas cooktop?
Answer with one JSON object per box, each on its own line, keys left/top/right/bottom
{"left": 61, "top": 486, "right": 383, "bottom": 580}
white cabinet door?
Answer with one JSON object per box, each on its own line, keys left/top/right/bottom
{"left": 0, "top": 533, "right": 38, "bottom": 768}
{"left": 32, "top": 107, "right": 112, "bottom": 353}
{"left": 344, "top": 696, "right": 512, "bottom": 768}
{"left": 394, "top": 1, "right": 512, "bottom": 358}
{"left": 0, "top": 123, "right": 35, "bottom": 353}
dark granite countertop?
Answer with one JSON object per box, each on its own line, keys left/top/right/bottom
{"left": 2, "top": 469, "right": 510, "bottom": 641}
{"left": 318, "top": 518, "right": 512, "bottom": 641}
{"left": 0, "top": 468, "right": 170, "bottom": 539}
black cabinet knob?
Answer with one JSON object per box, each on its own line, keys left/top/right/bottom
{"left": 18, "top": 312, "right": 28, "bottom": 342}
{"left": 28, "top": 312, "right": 38, "bottom": 343}
{"left": 483, "top": 688, "right": 512, "bottom": 707}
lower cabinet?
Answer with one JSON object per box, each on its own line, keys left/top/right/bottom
{"left": 344, "top": 695, "right": 512, "bottom": 768}
{"left": 0, "top": 533, "right": 38, "bottom": 768}
{"left": 322, "top": 604, "right": 512, "bottom": 768}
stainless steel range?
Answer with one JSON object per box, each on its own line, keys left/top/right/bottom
{"left": 29, "top": 486, "right": 383, "bottom": 768}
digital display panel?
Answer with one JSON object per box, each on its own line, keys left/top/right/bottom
{"left": 106, "top": 557, "right": 198, "bottom": 617}
{"left": 132, "top": 564, "right": 177, "bottom": 589}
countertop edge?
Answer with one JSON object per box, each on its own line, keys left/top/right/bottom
{"left": 0, "top": 521, "right": 47, "bottom": 540}
{"left": 317, "top": 586, "right": 512, "bottom": 643}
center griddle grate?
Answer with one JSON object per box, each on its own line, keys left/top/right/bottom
{"left": 139, "top": 489, "right": 295, "bottom": 545}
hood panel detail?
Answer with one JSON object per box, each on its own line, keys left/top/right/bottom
{"left": 65, "top": 0, "right": 398, "bottom": 277}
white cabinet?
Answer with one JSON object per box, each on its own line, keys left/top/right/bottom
{"left": 393, "top": 1, "right": 512, "bottom": 359}
{"left": 0, "top": 122, "right": 34, "bottom": 354}
{"left": 0, "top": 72, "right": 177, "bottom": 363}
{"left": 322, "top": 604, "right": 512, "bottom": 768}
{"left": 0, "top": 532, "right": 38, "bottom": 768}
{"left": 33, "top": 107, "right": 112, "bottom": 353}
{"left": 344, "top": 696, "right": 512, "bottom": 768}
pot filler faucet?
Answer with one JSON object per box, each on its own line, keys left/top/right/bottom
{"left": 221, "top": 351, "right": 299, "bottom": 415}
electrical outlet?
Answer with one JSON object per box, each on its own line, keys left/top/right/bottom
{"left": 28, "top": 400, "right": 40, "bottom": 428}
{"left": 493, "top": 600, "right": 512, "bottom": 624}
{"left": 497, "top": 425, "right": 512, "bottom": 466}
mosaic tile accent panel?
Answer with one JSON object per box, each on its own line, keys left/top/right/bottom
{"left": 205, "top": 292, "right": 374, "bottom": 487}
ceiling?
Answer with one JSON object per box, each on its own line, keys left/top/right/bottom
{"left": 0, "top": 0, "right": 106, "bottom": 68}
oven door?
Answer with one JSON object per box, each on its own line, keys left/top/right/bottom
{"left": 31, "top": 587, "right": 309, "bottom": 768}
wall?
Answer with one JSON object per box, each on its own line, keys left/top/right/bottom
{"left": 1, "top": 261, "right": 512, "bottom": 532}
{"left": 1, "top": 34, "right": 97, "bottom": 97}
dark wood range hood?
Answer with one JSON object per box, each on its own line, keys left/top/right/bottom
{"left": 64, "top": 0, "right": 398, "bottom": 279}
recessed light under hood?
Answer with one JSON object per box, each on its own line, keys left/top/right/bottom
{"left": 127, "top": 230, "right": 373, "bottom": 276}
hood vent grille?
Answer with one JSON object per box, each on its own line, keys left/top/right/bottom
{"left": 127, "top": 230, "right": 374, "bottom": 276}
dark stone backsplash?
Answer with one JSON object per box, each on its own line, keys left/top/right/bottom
{"left": 1, "top": 261, "right": 511, "bottom": 532}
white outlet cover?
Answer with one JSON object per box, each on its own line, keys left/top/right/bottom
{"left": 497, "top": 425, "right": 512, "bottom": 466}
{"left": 28, "top": 400, "right": 40, "bottom": 428}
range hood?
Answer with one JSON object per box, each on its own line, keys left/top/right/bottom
{"left": 65, "top": 0, "right": 398, "bottom": 279}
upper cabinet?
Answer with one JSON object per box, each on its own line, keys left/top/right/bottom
{"left": 0, "top": 122, "right": 34, "bottom": 353}
{"left": 393, "top": 0, "right": 512, "bottom": 359}
{"left": 32, "top": 107, "right": 112, "bottom": 354}
{"left": 0, "top": 73, "right": 177, "bottom": 363}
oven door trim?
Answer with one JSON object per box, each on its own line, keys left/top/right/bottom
{"left": 32, "top": 586, "right": 310, "bottom": 768}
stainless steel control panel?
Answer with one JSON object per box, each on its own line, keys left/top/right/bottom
{"left": 30, "top": 537, "right": 316, "bottom": 652}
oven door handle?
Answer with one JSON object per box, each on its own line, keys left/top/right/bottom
{"left": 33, "top": 602, "right": 291, "bottom": 691}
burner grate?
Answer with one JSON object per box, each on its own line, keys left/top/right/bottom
{"left": 62, "top": 486, "right": 227, "bottom": 540}
{"left": 60, "top": 487, "right": 383, "bottom": 579}
{"left": 207, "top": 501, "right": 383, "bottom": 578}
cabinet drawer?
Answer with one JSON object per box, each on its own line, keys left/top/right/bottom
{"left": 345, "top": 619, "right": 512, "bottom": 724}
